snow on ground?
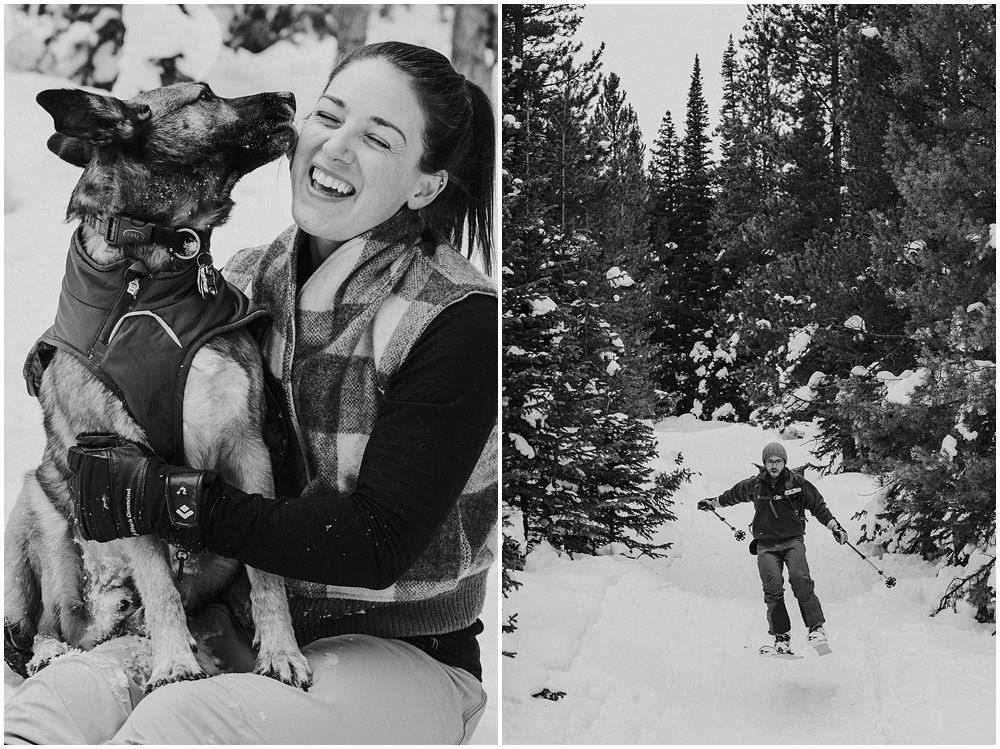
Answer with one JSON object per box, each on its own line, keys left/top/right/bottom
{"left": 503, "top": 415, "right": 996, "bottom": 744}
{"left": 3, "top": 65, "right": 498, "bottom": 744}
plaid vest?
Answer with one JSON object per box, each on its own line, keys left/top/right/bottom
{"left": 223, "top": 209, "right": 497, "bottom": 641}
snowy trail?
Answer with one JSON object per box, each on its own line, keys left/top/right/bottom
{"left": 503, "top": 417, "right": 996, "bottom": 744}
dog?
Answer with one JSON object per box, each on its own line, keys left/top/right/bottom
{"left": 3, "top": 82, "right": 312, "bottom": 692}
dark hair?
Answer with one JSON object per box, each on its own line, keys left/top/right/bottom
{"left": 327, "top": 41, "right": 495, "bottom": 276}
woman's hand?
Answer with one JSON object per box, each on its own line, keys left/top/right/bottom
{"left": 67, "top": 433, "right": 215, "bottom": 552}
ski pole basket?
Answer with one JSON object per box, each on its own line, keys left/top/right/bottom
{"left": 845, "top": 540, "right": 896, "bottom": 588}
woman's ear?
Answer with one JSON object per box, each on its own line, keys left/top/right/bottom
{"left": 407, "top": 171, "right": 448, "bottom": 210}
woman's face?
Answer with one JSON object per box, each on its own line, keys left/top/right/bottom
{"left": 289, "top": 58, "right": 444, "bottom": 251}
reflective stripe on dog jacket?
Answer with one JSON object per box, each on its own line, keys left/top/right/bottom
{"left": 24, "top": 228, "right": 269, "bottom": 465}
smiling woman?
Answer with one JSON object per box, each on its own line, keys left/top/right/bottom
{"left": 5, "top": 41, "right": 498, "bottom": 746}
{"left": 290, "top": 58, "right": 447, "bottom": 261}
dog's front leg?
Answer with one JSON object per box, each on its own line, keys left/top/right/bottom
{"left": 124, "top": 535, "right": 206, "bottom": 691}
{"left": 186, "top": 338, "right": 312, "bottom": 690}
{"left": 230, "top": 435, "right": 312, "bottom": 691}
{"left": 245, "top": 566, "right": 312, "bottom": 689}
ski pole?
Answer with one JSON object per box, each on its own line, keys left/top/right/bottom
{"left": 844, "top": 540, "right": 896, "bottom": 588}
{"left": 709, "top": 508, "right": 746, "bottom": 541}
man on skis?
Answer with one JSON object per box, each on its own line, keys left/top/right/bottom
{"left": 698, "top": 442, "right": 849, "bottom": 655}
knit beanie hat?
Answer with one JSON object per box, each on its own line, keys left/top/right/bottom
{"left": 762, "top": 442, "right": 787, "bottom": 463}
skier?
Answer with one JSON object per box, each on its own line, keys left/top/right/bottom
{"left": 698, "top": 442, "right": 849, "bottom": 656}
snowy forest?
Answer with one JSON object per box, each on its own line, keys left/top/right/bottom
{"left": 502, "top": 1, "right": 994, "bottom": 640}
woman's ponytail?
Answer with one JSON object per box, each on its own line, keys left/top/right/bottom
{"left": 457, "top": 80, "right": 495, "bottom": 277}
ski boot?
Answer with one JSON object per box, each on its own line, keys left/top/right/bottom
{"left": 807, "top": 624, "right": 827, "bottom": 645}
{"left": 774, "top": 632, "right": 792, "bottom": 655}
{"left": 808, "top": 624, "right": 832, "bottom": 656}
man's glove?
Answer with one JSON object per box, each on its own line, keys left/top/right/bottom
{"left": 697, "top": 498, "right": 718, "bottom": 512}
{"left": 828, "top": 520, "right": 848, "bottom": 545}
{"left": 67, "top": 433, "right": 216, "bottom": 552}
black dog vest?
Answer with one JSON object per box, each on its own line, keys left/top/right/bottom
{"left": 24, "top": 229, "right": 269, "bottom": 465}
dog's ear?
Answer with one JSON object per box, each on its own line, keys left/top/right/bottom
{"left": 45, "top": 134, "right": 97, "bottom": 168}
{"left": 36, "top": 89, "right": 151, "bottom": 161}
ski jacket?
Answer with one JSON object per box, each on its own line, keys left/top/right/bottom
{"left": 23, "top": 228, "right": 268, "bottom": 465}
{"left": 716, "top": 467, "right": 835, "bottom": 541}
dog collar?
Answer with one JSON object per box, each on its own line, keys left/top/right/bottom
{"left": 85, "top": 214, "right": 211, "bottom": 260}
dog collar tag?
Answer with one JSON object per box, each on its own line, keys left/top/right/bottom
{"left": 196, "top": 252, "right": 219, "bottom": 298}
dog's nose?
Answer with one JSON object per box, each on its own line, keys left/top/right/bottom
{"left": 276, "top": 91, "right": 296, "bottom": 111}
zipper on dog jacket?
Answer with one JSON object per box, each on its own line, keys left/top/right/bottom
{"left": 24, "top": 228, "right": 270, "bottom": 465}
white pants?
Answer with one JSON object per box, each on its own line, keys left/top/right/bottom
{"left": 4, "top": 605, "right": 487, "bottom": 744}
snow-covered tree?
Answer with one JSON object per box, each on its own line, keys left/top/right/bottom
{"left": 502, "top": 5, "right": 684, "bottom": 583}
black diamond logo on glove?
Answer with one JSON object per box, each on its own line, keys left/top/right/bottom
{"left": 176, "top": 504, "right": 194, "bottom": 520}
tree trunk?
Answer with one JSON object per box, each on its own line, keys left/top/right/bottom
{"left": 452, "top": 4, "right": 496, "bottom": 104}
{"left": 331, "top": 4, "right": 370, "bottom": 60}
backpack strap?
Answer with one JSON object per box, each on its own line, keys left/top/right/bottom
{"left": 777, "top": 471, "right": 806, "bottom": 521}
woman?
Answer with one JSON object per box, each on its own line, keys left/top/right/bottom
{"left": 4, "top": 42, "right": 497, "bottom": 745}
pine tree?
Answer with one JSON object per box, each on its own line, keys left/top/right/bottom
{"left": 587, "top": 72, "right": 661, "bottom": 418}
{"left": 502, "top": 5, "right": 685, "bottom": 578}
{"left": 677, "top": 55, "right": 714, "bottom": 253}
{"left": 840, "top": 5, "right": 996, "bottom": 617}
{"left": 652, "top": 55, "right": 718, "bottom": 416}
{"left": 648, "top": 110, "right": 682, "bottom": 252}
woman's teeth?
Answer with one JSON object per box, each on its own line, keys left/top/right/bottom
{"left": 310, "top": 166, "right": 356, "bottom": 197}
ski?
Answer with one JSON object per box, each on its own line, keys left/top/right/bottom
{"left": 811, "top": 641, "right": 833, "bottom": 656}
{"left": 759, "top": 645, "right": 803, "bottom": 660}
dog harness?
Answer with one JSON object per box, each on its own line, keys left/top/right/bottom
{"left": 24, "top": 227, "right": 269, "bottom": 465}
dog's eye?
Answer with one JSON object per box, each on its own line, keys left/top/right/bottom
{"left": 197, "top": 87, "right": 216, "bottom": 102}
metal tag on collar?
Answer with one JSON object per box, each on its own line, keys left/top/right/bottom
{"left": 196, "top": 251, "right": 219, "bottom": 298}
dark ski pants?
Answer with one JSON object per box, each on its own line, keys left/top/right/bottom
{"left": 756, "top": 537, "right": 824, "bottom": 635}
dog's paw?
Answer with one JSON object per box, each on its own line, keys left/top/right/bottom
{"left": 27, "top": 637, "right": 81, "bottom": 675}
{"left": 254, "top": 648, "right": 313, "bottom": 691}
{"left": 145, "top": 647, "right": 208, "bottom": 694}
{"left": 144, "top": 665, "right": 208, "bottom": 694}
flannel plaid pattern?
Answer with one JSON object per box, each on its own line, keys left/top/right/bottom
{"left": 224, "top": 209, "right": 498, "bottom": 639}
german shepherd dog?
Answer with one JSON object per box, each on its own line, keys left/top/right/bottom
{"left": 4, "top": 83, "right": 312, "bottom": 691}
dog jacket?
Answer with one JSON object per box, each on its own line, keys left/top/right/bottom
{"left": 24, "top": 228, "right": 269, "bottom": 466}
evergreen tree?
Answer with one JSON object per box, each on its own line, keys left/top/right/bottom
{"left": 501, "top": 5, "right": 688, "bottom": 636}
{"left": 652, "top": 55, "right": 717, "bottom": 416}
{"left": 840, "top": 4, "right": 996, "bottom": 617}
{"left": 646, "top": 110, "right": 683, "bottom": 409}
{"left": 588, "top": 72, "right": 661, "bottom": 418}
{"left": 677, "top": 55, "right": 714, "bottom": 253}
{"left": 708, "top": 4, "right": 914, "bottom": 441}
{"left": 648, "top": 110, "right": 682, "bottom": 252}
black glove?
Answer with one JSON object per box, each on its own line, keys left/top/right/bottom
{"left": 67, "top": 433, "right": 216, "bottom": 552}
{"left": 830, "top": 522, "right": 849, "bottom": 545}
{"left": 697, "top": 498, "right": 718, "bottom": 512}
